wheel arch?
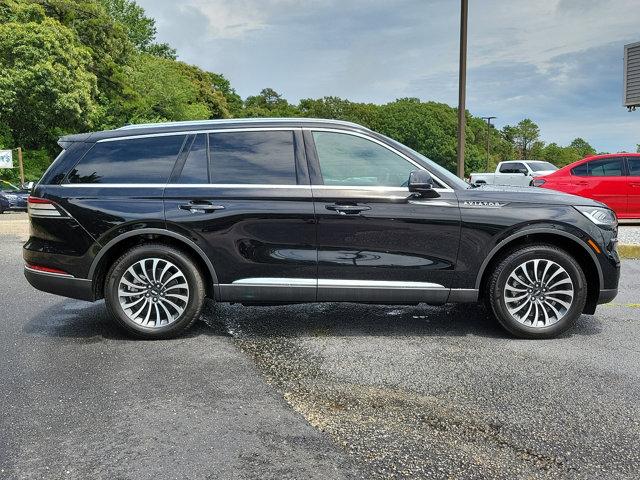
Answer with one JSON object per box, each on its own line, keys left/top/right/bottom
{"left": 89, "top": 228, "right": 219, "bottom": 301}
{"left": 476, "top": 228, "right": 603, "bottom": 314}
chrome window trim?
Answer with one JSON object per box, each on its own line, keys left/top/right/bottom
{"left": 96, "top": 127, "right": 302, "bottom": 143}
{"left": 76, "top": 126, "right": 454, "bottom": 192}
{"left": 306, "top": 127, "right": 454, "bottom": 192}
{"left": 60, "top": 183, "right": 312, "bottom": 189}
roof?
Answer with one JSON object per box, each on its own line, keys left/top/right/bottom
{"left": 59, "top": 117, "right": 370, "bottom": 144}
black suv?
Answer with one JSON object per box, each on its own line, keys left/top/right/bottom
{"left": 24, "top": 119, "right": 620, "bottom": 339}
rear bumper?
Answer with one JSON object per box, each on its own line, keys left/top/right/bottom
{"left": 24, "top": 267, "right": 94, "bottom": 302}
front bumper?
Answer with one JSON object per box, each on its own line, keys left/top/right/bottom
{"left": 24, "top": 267, "right": 94, "bottom": 301}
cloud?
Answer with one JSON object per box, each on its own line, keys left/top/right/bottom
{"left": 137, "top": 0, "right": 640, "bottom": 152}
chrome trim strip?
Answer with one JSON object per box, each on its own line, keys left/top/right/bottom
{"left": 59, "top": 183, "right": 311, "bottom": 189}
{"left": 97, "top": 127, "right": 302, "bottom": 143}
{"left": 408, "top": 199, "right": 458, "bottom": 207}
{"left": 305, "top": 128, "right": 454, "bottom": 192}
{"left": 230, "top": 278, "right": 445, "bottom": 289}
{"left": 318, "top": 279, "right": 444, "bottom": 289}
{"left": 232, "top": 277, "right": 316, "bottom": 286}
{"left": 24, "top": 266, "right": 75, "bottom": 279}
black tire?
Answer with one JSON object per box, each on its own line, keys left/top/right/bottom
{"left": 104, "top": 243, "right": 206, "bottom": 339}
{"left": 487, "top": 244, "right": 587, "bottom": 339}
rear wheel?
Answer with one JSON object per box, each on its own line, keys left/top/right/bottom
{"left": 487, "top": 244, "right": 587, "bottom": 339}
{"left": 104, "top": 244, "right": 206, "bottom": 339}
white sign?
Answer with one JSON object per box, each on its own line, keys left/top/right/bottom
{"left": 0, "top": 150, "right": 12, "bottom": 169}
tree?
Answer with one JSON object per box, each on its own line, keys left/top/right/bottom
{"left": 569, "top": 138, "right": 596, "bottom": 158}
{"left": 99, "top": 0, "right": 176, "bottom": 59}
{"left": 244, "top": 88, "right": 299, "bottom": 117}
{"left": 540, "top": 143, "right": 581, "bottom": 167}
{"left": 636, "top": 144, "right": 639, "bottom": 153}
{"left": 124, "top": 54, "right": 212, "bottom": 123}
{"left": 174, "top": 62, "right": 231, "bottom": 119}
{"left": 506, "top": 119, "right": 540, "bottom": 160}
{"left": 0, "top": 3, "right": 98, "bottom": 148}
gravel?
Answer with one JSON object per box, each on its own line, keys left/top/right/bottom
{"left": 209, "top": 261, "right": 640, "bottom": 479}
{"left": 618, "top": 226, "right": 640, "bottom": 245}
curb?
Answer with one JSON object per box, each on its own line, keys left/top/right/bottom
{"left": 619, "top": 244, "right": 640, "bottom": 259}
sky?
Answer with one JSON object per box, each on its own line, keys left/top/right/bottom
{"left": 136, "top": 0, "right": 639, "bottom": 153}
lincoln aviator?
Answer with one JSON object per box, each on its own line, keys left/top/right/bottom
{"left": 24, "top": 119, "right": 620, "bottom": 339}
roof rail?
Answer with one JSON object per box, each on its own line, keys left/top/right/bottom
{"left": 117, "top": 117, "right": 366, "bottom": 130}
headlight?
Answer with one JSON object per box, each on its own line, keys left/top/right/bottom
{"left": 574, "top": 206, "right": 617, "bottom": 228}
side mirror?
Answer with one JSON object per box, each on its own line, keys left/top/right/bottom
{"left": 408, "top": 170, "right": 439, "bottom": 198}
{"left": 24, "top": 181, "right": 34, "bottom": 191}
{"left": 518, "top": 169, "right": 528, "bottom": 175}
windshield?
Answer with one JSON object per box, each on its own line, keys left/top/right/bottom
{"left": 528, "top": 162, "right": 558, "bottom": 172}
{"left": 380, "top": 135, "right": 471, "bottom": 189}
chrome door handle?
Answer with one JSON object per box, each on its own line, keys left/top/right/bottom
{"left": 179, "top": 203, "right": 225, "bottom": 213}
{"left": 326, "top": 204, "right": 371, "bottom": 215}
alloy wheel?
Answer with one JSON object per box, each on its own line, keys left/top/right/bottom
{"left": 117, "top": 258, "right": 190, "bottom": 327}
{"left": 503, "top": 259, "right": 574, "bottom": 327}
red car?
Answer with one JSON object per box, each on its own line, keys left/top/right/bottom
{"left": 533, "top": 153, "right": 640, "bottom": 220}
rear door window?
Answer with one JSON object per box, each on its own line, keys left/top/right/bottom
{"left": 573, "top": 157, "right": 624, "bottom": 177}
{"left": 67, "top": 135, "right": 186, "bottom": 184}
{"left": 209, "top": 131, "right": 297, "bottom": 185}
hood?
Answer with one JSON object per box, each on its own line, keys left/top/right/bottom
{"left": 461, "top": 184, "right": 604, "bottom": 208}
{"left": 533, "top": 170, "right": 556, "bottom": 176}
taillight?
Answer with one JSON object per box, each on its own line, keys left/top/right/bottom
{"left": 532, "top": 178, "right": 546, "bottom": 187}
{"left": 28, "top": 196, "right": 64, "bottom": 217}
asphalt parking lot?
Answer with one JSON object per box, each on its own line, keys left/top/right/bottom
{"left": 1, "top": 232, "right": 639, "bottom": 479}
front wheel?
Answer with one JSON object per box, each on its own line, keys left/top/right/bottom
{"left": 104, "top": 244, "right": 206, "bottom": 339}
{"left": 487, "top": 244, "right": 587, "bottom": 339}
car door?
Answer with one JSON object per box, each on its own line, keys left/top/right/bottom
{"left": 571, "top": 156, "right": 627, "bottom": 216}
{"left": 626, "top": 156, "right": 640, "bottom": 219}
{"left": 306, "top": 129, "right": 461, "bottom": 304}
{"left": 164, "top": 128, "right": 317, "bottom": 302}
{"left": 498, "top": 162, "right": 527, "bottom": 186}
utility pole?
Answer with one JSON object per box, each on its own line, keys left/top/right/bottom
{"left": 15, "top": 147, "right": 24, "bottom": 186}
{"left": 481, "top": 116, "right": 496, "bottom": 171}
{"left": 456, "top": 0, "right": 468, "bottom": 179}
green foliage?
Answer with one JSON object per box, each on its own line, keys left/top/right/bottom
{"left": 244, "top": 88, "right": 299, "bottom": 117}
{"left": 636, "top": 144, "right": 639, "bottom": 153}
{"left": 0, "top": 4, "right": 98, "bottom": 148}
{"left": 569, "top": 138, "right": 596, "bottom": 158}
{"left": 124, "top": 54, "right": 213, "bottom": 123}
{"left": 502, "top": 118, "right": 540, "bottom": 160}
{"left": 99, "top": 0, "right": 176, "bottom": 59}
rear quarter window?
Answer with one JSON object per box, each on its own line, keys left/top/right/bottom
{"left": 66, "top": 135, "right": 186, "bottom": 184}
